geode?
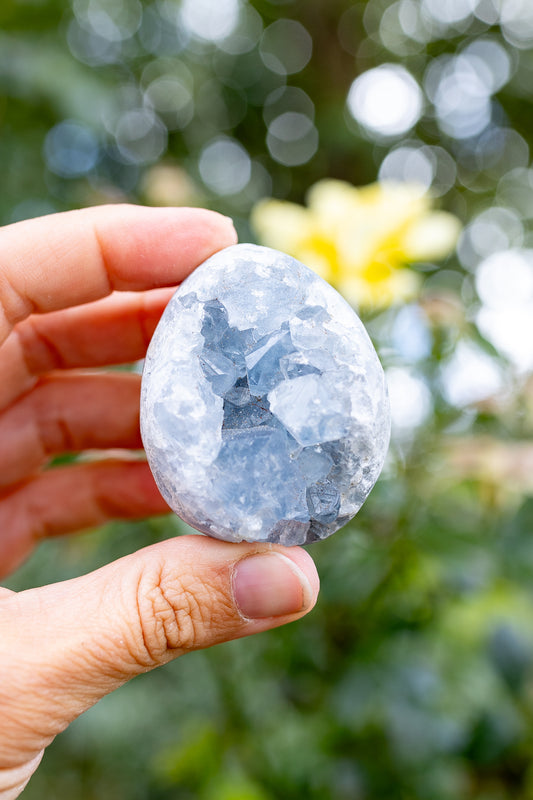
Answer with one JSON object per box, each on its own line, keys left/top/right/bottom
{"left": 140, "top": 243, "right": 390, "bottom": 546}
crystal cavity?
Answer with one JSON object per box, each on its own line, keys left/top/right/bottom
{"left": 140, "top": 244, "right": 390, "bottom": 545}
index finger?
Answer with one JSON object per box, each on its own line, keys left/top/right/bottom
{"left": 0, "top": 205, "right": 237, "bottom": 345}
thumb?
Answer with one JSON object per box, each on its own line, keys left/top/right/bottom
{"left": 0, "top": 536, "right": 318, "bottom": 787}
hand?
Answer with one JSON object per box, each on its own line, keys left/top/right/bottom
{"left": 0, "top": 205, "right": 319, "bottom": 799}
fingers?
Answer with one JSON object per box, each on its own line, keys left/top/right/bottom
{"left": 0, "top": 289, "right": 173, "bottom": 411}
{"left": 0, "top": 460, "right": 169, "bottom": 577}
{"left": 0, "top": 205, "right": 237, "bottom": 344}
{"left": 0, "top": 372, "right": 143, "bottom": 488}
{"left": 0, "top": 536, "right": 319, "bottom": 767}
{"left": 0, "top": 752, "right": 43, "bottom": 800}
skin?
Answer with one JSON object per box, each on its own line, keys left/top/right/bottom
{"left": 0, "top": 205, "right": 320, "bottom": 799}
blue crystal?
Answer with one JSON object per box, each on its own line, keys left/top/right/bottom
{"left": 296, "top": 446, "right": 333, "bottom": 482}
{"left": 141, "top": 244, "right": 391, "bottom": 545}
{"left": 279, "top": 352, "right": 321, "bottom": 380}
{"left": 201, "top": 299, "right": 228, "bottom": 345}
{"left": 224, "top": 376, "right": 251, "bottom": 407}
{"left": 306, "top": 481, "right": 341, "bottom": 524}
{"left": 246, "top": 324, "right": 295, "bottom": 396}
{"left": 296, "top": 304, "right": 331, "bottom": 323}
{"left": 223, "top": 395, "right": 274, "bottom": 429}
{"left": 218, "top": 327, "right": 251, "bottom": 378}
{"left": 200, "top": 349, "right": 237, "bottom": 396}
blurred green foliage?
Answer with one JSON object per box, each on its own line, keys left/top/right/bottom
{"left": 4, "top": 0, "right": 533, "bottom": 798}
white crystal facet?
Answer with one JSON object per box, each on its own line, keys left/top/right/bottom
{"left": 140, "top": 243, "right": 390, "bottom": 545}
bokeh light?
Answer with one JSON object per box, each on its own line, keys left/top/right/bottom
{"left": 425, "top": 54, "right": 493, "bottom": 140}
{"left": 379, "top": 145, "right": 434, "bottom": 191}
{"left": 72, "top": 0, "right": 143, "bottom": 41}
{"left": 421, "top": 0, "right": 477, "bottom": 27}
{"left": 198, "top": 136, "right": 251, "bottom": 195}
{"left": 440, "top": 342, "right": 504, "bottom": 406}
{"left": 347, "top": 64, "right": 423, "bottom": 138}
{"left": 218, "top": 4, "right": 263, "bottom": 55}
{"left": 179, "top": 0, "right": 240, "bottom": 43}
{"left": 141, "top": 59, "right": 195, "bottom": 131}
{"left": 475, "top": 250, "right": 533, "bottom": 372}
{"left": 266, "top": 111, "right": 318, "bottom": 166}
{"left": 499, "top": 0, "right": 533, "bottom": 49}
{"left": 391, "top": 305, "right": 432, "bottom": 363}
{"left": 259, "top": 19, "right": 312, "bottom": 76}
{"left": 113, "top": 108, "right": 167, "bottom": 165}
{"left": 44, "top": 120, "right": 100, "bottom": 177}
{"left": 386, "top": 367, "right": 433, "bottom": 431}
{"left": 139, "top": 2, "right": 188, "bottom": 55}
{"left": 458, "top": 207, "right": 524, "bottom": 270}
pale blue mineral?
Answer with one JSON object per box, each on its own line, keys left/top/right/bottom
{"left": 140, "top": 244, "right": 390, "bottom": 545}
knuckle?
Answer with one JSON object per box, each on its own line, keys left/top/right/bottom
{"left": 19, "top": 317, "right": 67, "bottom": 372}
{"left": 132, "top": 564, "right": 219, "bottom": 668}
{"left": 0, "top": 270, "right": 33, "bottom": 336}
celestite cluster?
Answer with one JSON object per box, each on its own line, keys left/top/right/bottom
{"left": 140, "top": 244, "right": 390, "bottom": 545}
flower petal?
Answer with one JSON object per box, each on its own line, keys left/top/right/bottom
{"left": 251, "top": 200, "right": 312, "bottom": 254}
{"left": 338, "top": 268, "right": 421, "bottom": 310}
{"left": 401, "top": 211, "right": 461, "bottom": 261}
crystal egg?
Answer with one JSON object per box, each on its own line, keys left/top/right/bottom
{"left": 140, "top": 244, "right": 390, "bottom": 545}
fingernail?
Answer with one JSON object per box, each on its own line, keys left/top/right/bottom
{"left": 223, "top": 215, "right": 238, "bottom": 243}
{"left": 232, "top": 552, "right": 312, "bottom": 619}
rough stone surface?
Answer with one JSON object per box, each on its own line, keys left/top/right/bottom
{"left": 140, "top": 243, "right": 390, "bottom": 545}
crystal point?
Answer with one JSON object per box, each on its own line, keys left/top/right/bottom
{"left": 141, "top": 244, "right": 390, "bottom": 545}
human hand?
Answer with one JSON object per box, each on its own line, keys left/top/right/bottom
{"left": 0, "top": 206, "right": 319, "bottom": 799}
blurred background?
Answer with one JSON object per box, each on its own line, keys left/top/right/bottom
{"left": 3, "top": 0, "right": 533, "bottom": 798}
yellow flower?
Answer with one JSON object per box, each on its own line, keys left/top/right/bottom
{"left": 251, "top": 179, "right": 461, "bottom": 310}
